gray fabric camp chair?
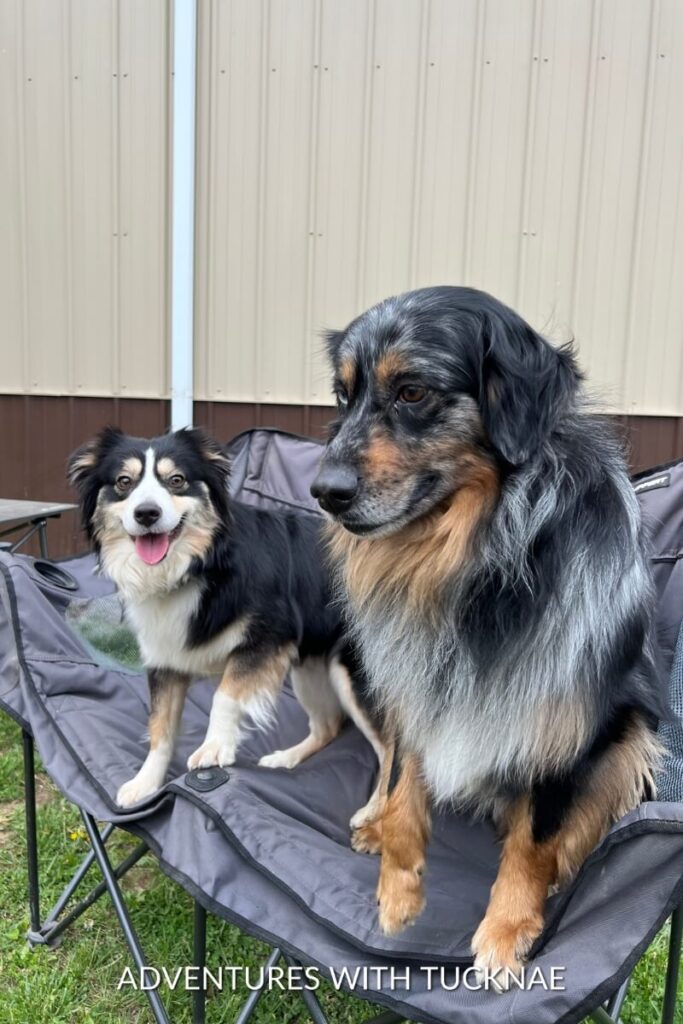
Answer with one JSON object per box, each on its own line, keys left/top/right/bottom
{"left": 1, "top": 430, "right": 681, "bottom": 1024}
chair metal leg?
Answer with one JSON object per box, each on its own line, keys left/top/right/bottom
{"left": 44, "top": 822, "right": 116, "bottom": 926}
{"left": 20, "top": 741, "right": 148, "bottom": 951}
{"left": 605, "top": 975, "right": 630, "bottom": 1020}
{"left": 590, "top": 1007, "right": 616, "bottom": 1024}
{"left": 234, "top": 947, "right": 282, "bottom": 1024}
{"left": 193, "top": 900, "right": 207, "bottom": 1024}
{"left": 38, "top": 520, "right": 49, "bottom": 559}
{"left": 662, "top": 904, "right": 682, "bottom": 1024}
{"left": 7, "top": 519, "right": 47, "bottom": 555}
{"left": 21, "top": 785, "right": 146, "bottom": 951}
{"left": 41, "top": 840, "right": 148, "bottom": 945}
{"left": 22, "top": 730, "right": 41, "bottom": 938}
{"left": 283, "top": 953, "right": 329, "bottom": 1024}
{"left": 298, "top": 983, "right": 331, "bottom": 1024}
{"left": 80, "top": 810, "right": 171, "bottom": 1024}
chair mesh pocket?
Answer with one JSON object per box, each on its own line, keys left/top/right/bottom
{"left": 657, "top": 620, "right": 683, "bottom": 801}
{"left": 65, "top": 594, "right": 143, "bottom": 674}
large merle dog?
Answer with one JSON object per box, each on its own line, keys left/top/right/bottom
{"left": 311, "top": 286, "right": 663, "bottom": 982}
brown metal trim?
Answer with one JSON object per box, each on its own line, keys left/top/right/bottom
{"left": 0, "top": 395, "right": 680, "bottom": 558}
{"left": 193, "top": 401, "right": 333, "bottom": 442}
{"left": 613, "top": 414, "right": 683, "bottom": 475}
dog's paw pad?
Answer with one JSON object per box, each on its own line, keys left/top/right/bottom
{"left": 187, "top": 741, "right": 236, "bottom": 771}
{"left": 259, "top": 749, "right": 299, "bottom": 770}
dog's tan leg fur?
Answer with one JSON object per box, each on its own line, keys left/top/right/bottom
{"left": 117, "top": 669, "right": 190, "bottom": 807}
{"left": 187, "top": 645, "right": 296, "bottom": 770}
{"left": 471, "top": 797, "right": 557, "bottom": 980}
{"left": 259, "top": 660, "right": 344, "bottom": 770}
{"left": 351, "top": 737, "right": 395, "bottom": 854}
{"left": 220, "top": 643, "right": 297, "bottom": 703}
{"left": 375, "top": 753, "right": 431, "bottom": 935}
{"left": 472, "top": 718, "right": 659, "bottom": 981}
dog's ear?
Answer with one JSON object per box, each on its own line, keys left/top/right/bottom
{"left": 67, "top": 439, "right": 99, "bottom": 492}
{"left": 323, "top": 329, "right": 345, "bottom": 362}
{"left": 183, "top": 428, "right": 230, "bottom": 477}
{"left": 67, "top": 427, "right": 123, "bottom": 538}
{"left": 477, "top": 311, "right": 580, "bottom": 465}
{"left": 183, "top": 428, "right": 231, "bottom": 518}
{"left": 67, "top": 426, "right": 123, "bottom": 491}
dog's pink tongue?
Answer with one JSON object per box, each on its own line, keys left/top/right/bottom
{"left": 135, "top": 533, "right": 170, "bottom": 565}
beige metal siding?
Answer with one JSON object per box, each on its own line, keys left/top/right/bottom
{"left": 0, "top": 0, "right": 170, "bottom": 398}
{"left": 195, "top": 0, "right": 683, "bottom": 414}
{"left": 1, "top": 1, "right": 683, "bottom": 414}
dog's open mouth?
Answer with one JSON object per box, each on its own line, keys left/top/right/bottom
{"left": 133, "top": 522, "right": 183, "bottom": 565}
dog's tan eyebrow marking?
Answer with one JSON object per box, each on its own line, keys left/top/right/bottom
{"left": 156, "top": 457, "right": 179, "bottom": 477}
{"left": 121, "top": 457, "right": 143, "bottom": 479}
{"left": 338, "top": 357, "right": 357, "bottom": 394}
{"left": 375, "top": 348, "right": 409, "bottom": 388}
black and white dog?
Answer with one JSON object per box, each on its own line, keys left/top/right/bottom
{"left": 68, "top": 426, "right": 385, "bottom": 811}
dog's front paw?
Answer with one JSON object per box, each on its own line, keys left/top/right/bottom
{"left": 471, "top": 913, "right": 542, "bottom": 990}
{"left": 259, "top": 749, "right": 299, "bottom": 770}
{"left": 116, "top": 774, "right": 160, "bottom": 808}
{"left": 187, "top": 739, "right": 236, "bottom": 770}
{"left": 351, "top": 819, "right": 383, "bottom": 855}
{"left": 376, "top": 857, "right": 425, "bottom": 935}
{"left": 350, "top": 799, "right": 380, "bottom": 831}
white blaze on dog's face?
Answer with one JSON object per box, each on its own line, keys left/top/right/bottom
{"left": 118, "top": 449, "right": 186, "bottom": 562}
{"left": 68, "top": 428, "right": 230, "bottom": 599}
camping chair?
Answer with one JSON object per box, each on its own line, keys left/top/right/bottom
{"left": 2, "top": 429, "right": 681, "bottom": 1024}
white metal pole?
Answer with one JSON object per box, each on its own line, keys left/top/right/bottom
{"left": 170, "top": 0, "right": 197, "bottom": 430}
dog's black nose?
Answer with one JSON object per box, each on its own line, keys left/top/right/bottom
{"left": 134, "top": 503, "right": 162, "bottom": 528}
{"left": 311, "top": 463, "right": 359, "bottom": 514}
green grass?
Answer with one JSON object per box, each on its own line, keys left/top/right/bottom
{"left": 0, "top": 714, "right": 679, "bottom": 1024}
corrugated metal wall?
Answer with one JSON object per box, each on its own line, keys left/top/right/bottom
{"left": 2, "top": 0, "right": 683, "bottom": 415}
{"left": 0, "top": 0, "right": 171, "bottom": 398}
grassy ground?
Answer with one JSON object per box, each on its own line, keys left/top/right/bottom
{"left": 0, "top": 713, "right": 679, "bottom": 1024}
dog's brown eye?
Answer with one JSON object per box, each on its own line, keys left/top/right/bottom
{"left": 168, "top": 473, "right": 186, "bottom": 489}
{"left": 397, "top": 384, "right": 426, "bottom": 404}
{"left": 116, "top": 474, "right": 132, "bottom": 491}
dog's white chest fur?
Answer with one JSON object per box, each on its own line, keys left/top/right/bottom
{"left": 125, "top": 582, "right": 247, "bottom": 677}
{"left": 354, "top": 612, "right": 491, "bottom": 804}
{"left": 351, "top": 601, "right": 589, "bottom": 810}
